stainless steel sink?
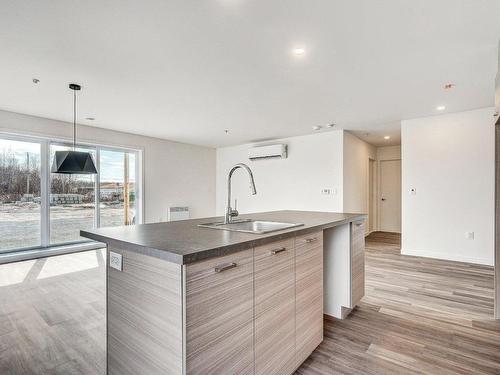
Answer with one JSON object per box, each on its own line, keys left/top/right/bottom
{"left": 198, "top": 219, "right": 303, "bottom": 234}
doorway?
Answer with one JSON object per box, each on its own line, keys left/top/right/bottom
{"left": 379, "top": 159, "right": 401, "bottom": 233}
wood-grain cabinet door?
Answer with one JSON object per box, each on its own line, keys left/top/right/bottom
{"left": 254, "top": 238, "right": 295, "bottom": 375}
{"left": 295, "top": 231, "right": 324, "bottom": 367}
{"left": 185, "top": 248, "right": 254, "bottom": 375}
{"left": 350, "top": 220, "right": 365, "bottom": 307}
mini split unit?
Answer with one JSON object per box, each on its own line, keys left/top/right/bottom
{"left": 248, "top": 144, "right": 288, "bottom": 160}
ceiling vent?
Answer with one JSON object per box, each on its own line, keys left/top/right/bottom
{"left": 248, "top": 144, "right": 287, "bottom": 161}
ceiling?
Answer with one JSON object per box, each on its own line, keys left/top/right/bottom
{"left": 1, "top": 0, "right": 499, "bottom": 148}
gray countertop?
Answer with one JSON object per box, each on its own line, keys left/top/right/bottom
{"left": 80, "top": 210, "right": 366, "bottom": 265}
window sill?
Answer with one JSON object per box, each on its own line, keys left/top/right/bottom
{"left": 0, "top": 241, "right": 105, "bottom": 264}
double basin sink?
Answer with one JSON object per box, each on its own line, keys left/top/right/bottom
{"left": 198, "top": 219, "right": 303, "bottom": 234}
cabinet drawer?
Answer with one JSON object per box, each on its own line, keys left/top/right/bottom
{"left": 350, "top": 221, "right": 365, "bottom": 307}
{"left": 185, "top": 248, "right": 254, "bottom": 375}
{"left": 254, "top": 238, "right": 295, "bottom": 375}
{"left": 295, "top": 231, "right": 323, "bottom": 367}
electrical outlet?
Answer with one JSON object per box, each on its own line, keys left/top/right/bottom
{"left": 465, "top": 232, "right": 474, "bottom": 240}
{"left": 110, "top": 251, "right": 123, "bottom": 271}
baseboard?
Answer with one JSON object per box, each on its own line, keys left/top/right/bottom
{"left": 323, "top": 313, "right": 339, "bottom": 322}
{"left": 401, "top": 248, "right": 493, "bottom": 266}
{"left": 340, "top": 306, "right": 353, "bottom": 319}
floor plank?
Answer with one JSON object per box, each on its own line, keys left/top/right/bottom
{"left": 0, "top": 233, "right": 499, "bottom": 374}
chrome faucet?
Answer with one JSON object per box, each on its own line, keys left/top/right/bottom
{"left": 225, "top": 163, "right": 257, "bottom": 224}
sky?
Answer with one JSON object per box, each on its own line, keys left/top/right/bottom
{"left": 1, "top": 139, "right": 136, "bottom": 183}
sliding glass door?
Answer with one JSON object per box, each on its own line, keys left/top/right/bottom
{"left": 99, "top": 149, "right": 137, "bottom": 228}
{"left": 0, "top": 138, "right": 42, "bottom": 252}
{"left": 49, "top": 144, "right": 97, "bottom": 245}
{"left": 0, "top": 134, "right": 142, "bottom": 255}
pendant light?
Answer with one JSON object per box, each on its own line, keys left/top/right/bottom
{"left": 51, "top": 84, "right": 98, "bottom": 174}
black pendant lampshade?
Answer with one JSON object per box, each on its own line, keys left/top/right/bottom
{"left": 51, "top": 83, "right": 98, "bottom": 174}
{"left": 51, "top": 150, "right": 98, "bottom": 174}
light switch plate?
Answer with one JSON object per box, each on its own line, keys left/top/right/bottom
{"left": 110, "top": 251, "right": 123, "bottom": 271}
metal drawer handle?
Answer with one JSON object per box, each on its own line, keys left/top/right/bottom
{"left": 270, "top": 247, "right": 287, "bottom": 255}
{"left": 214, "top": 262, "right": 237, "bottom": 273}
{"left": 305, "top": 237, "right": 318, "bottom": 243}
{"left": 354, "top": 222, "right": 364, "bottom": 226}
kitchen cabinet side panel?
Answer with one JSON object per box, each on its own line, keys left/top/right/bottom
{"left": 351, "top": 221, "right": 365, "bottom": 307}
{"left": 107, "top": 247, "right": 183, "bottom": 375}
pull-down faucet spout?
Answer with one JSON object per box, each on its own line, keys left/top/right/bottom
{"left": 225, "top": 163, "right": 257, "bottom": 224}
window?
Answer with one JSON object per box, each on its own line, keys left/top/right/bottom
{"left": 0, "top": 138, "right": 41, "bottom": 251}
{"left": 0, "top": 134, "right": 142, "bottom": 254}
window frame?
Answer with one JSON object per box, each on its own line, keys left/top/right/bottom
{"left": 0, "top": 131, "right": 144, "bottom": 255}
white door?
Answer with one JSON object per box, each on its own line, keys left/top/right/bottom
{"left": 379, "top": 160, "right": 401, "bottom": 233}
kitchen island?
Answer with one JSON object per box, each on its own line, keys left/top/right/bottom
{"left": 81, "top": 210, "right": 366, "bottom": 375}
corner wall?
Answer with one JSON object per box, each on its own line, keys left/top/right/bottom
{"left": 401, "top": 107, "right": 495, "bottom": 265}
{"left": 342, "top": 132, "right": 376, "bottom": 214}
{"left": 0, "top": 110, "right": 216, "bottom": 223}
{"left": 215, "top": 131, "right": 344, "bottom": 215}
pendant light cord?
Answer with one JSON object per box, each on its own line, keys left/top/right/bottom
{"left": 73, "top": 88, "right": 76, "bottom": 151}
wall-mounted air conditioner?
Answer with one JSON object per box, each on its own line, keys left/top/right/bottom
{"left": 248, "top": 144, "right": 287, "bottom": 161}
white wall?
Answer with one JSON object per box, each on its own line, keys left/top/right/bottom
{"left": 0, "top": 110, "right": 216, "bottom": 223}
{"left": 343, "top": 132, "right": 376, "bottom": 214}
{"left": 216, "top": 131, "right": 344, "bottom": 215}
{"left": 401, "top": 107, "right": 495, "bottom": 265}
{"left": 377, "top": 145, "right": 401, "bottom": 161}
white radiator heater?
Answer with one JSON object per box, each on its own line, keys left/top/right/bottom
{"left": 168, "top": 206, "right": 190, "bottom": 221}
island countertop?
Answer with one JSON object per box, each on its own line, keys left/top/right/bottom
{"left": 80, "top": 210, "right": 366, "bottom": 264}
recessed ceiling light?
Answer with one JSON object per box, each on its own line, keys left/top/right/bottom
{"left": 436, "top": 105, "right": 446, "bottom": 111}
{"left": 326, "top": 123, "right": 335, "bottom": 128}
{"left": 32, "top": 78, "right": 40, "bottom": 84}
{"left": 293, "top": 48, "right": 305, "bottom": 56}
{"left": 312, "top": 125, "right": 322, "bottom": 131}
{"left": 384, "top": 136, "right": 391, "bottom": 140}
{"left": 85, "top": 117, "right": 95, "bottom": 121}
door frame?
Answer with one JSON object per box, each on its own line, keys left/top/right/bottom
{"left": 495, "top": 121, "right": 499, "bottom": 319}
{"left": 367, "top": 158, "right": 376, "bottom": 234}
{"left": 377, "top": 157, "right": 402, "bottom": 233}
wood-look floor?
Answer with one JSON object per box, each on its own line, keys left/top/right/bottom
{"left": 0, "top": 233, "right": 499, "bottom": 374}
{"left": 298, "top": 232, "right": 500, "bottom": 375}
{"left": 0, "top": 250, "right": 106, "bottom": 374}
